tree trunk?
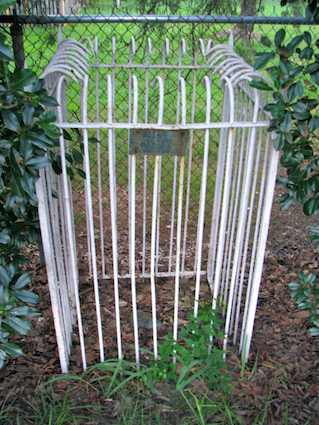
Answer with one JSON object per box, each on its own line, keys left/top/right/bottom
{"left": 240, "top": 0, "right": 257, "bottom": 39}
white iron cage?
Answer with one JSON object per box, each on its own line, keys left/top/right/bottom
{"left": 36, "top": 34, "right": 279, "bottom": 373}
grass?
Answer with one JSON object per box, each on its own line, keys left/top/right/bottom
{"left": 0, "top": 358, "right": 298, "bottom": 425}
{"left": 0, "top": 360, "right": 239, "bottom": 425}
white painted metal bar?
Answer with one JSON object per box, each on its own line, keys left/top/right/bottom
{"left": 207, "top": 86, "right": 228, "bottom": 286}
{"left": 150, "top": 76, "right": 164, "bottom": 359}
{"left": 92, "top": 63, "right": 211, "bottom": 70}
{"left": 50, "top": 170, "right": 72, "bottom": 353}
{"left": 169, "top": 39, "right": 186, "bottom": 273}
{"left": 241, "top": 143, "right": 279, "bottom": 362}
{"left": 129, "top": 74, "right": 140, "bottom": 365}
{"left": 222, "top": 83, "right": 260, "bottom": 355}
{"left": 212, "top": 78, "right": 235, "bottom": 311}
{"left": 36, "top": 172, "right": 69, "bottom": 373}
{"left": 107, "top": 75, "right": 123, "bottom": 360}
{"left": 239, "top": 131, "right": 270, "bottom": 351}
{"left": 221, "top": 88, "right": 249, "bottom": 309}
{"left": 232, "top": 129, "right": 262, "bottom": 343}
{"left": 56, "top": 76, "right": 87, "bottom": 370}
{"left": 155, "top": 39, "right": 170, "bottom": 274}
{"left": 81, "top": 75, "right": 105, "bottom": 362}
{"left": 94, "top": 37, "right": 106, "bottom": 279}
{"left": 172, "top": 76, "right": 186, "bottom": 350}
{"left": 58, "top": 122, "right": 269, "bottom": 130}
{"left": 128, "top": 38, "right": 136, "bottom": 270}
{"left": 142, "top": 38, "right": 152, "bottom": 276}
{"left": 194, "top": 76, "right": 211, "bottom": 317}
{"left": 181, "top": 40, "right": 197, "bottom": 273}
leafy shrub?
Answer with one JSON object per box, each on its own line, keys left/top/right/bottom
{"left": 289, "top": 272, "right": 319, "bottom": 336}
{"left": 251, "top": 0, "right": 319, "bottom": 338}
{"left": 0, "top": 265, "right": 39, "bottom": 368}
{"left": 0, "top": 10, "right": 60, "bottom": 367}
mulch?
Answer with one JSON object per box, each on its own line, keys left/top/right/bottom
{"left": 0, "top": 185, "right": 318, "bottom": 424}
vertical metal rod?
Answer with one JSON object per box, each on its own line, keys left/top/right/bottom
{"left": 232, "top": 131, "right": 262, "bottom": 343}
{"left": 94, "top": 37, "right": 106, "bottom": 278}
{"left": 36, "top": 172, "right": 69, "bottom": 373}
{"left": 56, "top": 77, "right": 86, "bottom": 370}
{"left": 128, "top": 37, "right": 136, "bottom": 269}
{"left": 107, "top": 75, "right": 122, "bottom": 360}
{"left": 241, "top": 144, "right": 279, "bottom": 363}
{"left": 239, "top": 131, "right": 270, "bottom": 351}
{"left": 150, "top": 76, "right": 164, "bottom": 360}
{"left": 169, "top": 38, "right": 187, "bottom": 273}
{"left": 222, "top": 91, "right": 260, "bottom": 356}
{"left": 168, "top": 158, "right": 178, "bottom": 273}
{"left": 130, "top": 75, "right": 140, "bottom": 366}
{"left": 221, "top": 88, "right": 246, "bottom": 310}
{"left": 142, "top": 38, "right": 152, "bottom": 276}
{"left": 181, "top": 43, "right": 197, "bottom": 273}
{"left": 155, "top": 39, "right": 169, "bottom": 274}
{"left": 212, "top": 79, "right": 235, "bottom": 312}
{"left": 173, "top": 76, "right": 186, "bottom": 353}
{"left": 194, "top": 76, "right": 211, "bottom": 317}
{"left": 151, "top": 156, "right": 160, "bottom": 360}
{"left": 81, "top": 76, "right": 104, "bottom": 362}
{"left": 173, "top": 156, "right": 185, "bottom": 353}
{"left": 207, "top": 86, "right": 228, "bottom": 286}
{"left": 222, "top": 126, "right": 245, "bottom": 311}
{"left": 155, "top": 157, "right": 162, "bottom": 274}
{"left": 54, "top": 173, "right": 73, "bottom": 352}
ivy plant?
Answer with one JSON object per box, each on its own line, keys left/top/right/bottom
{"left": 250, "top": 0, "right": 319, "bottom": 337}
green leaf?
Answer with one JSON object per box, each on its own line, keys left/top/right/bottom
{"left": 40, "top": 95, "right": 59, "bottom": 108}
{"left": 3, "top": 316, "right": 31, "bottom": 335}
{"left": 280, "top": 113, "right": 292, "bottom": 133}
{"left": 309, "top": 327, "right": 319, "bottom": 337}
{"left": 287, "top": 82, "right": 304, "bottom": 102}
{"left": 260, "top": 35, "right": 272, "bottom": 47}
{"left": 10, "top": 306, "right": 38, "bottom": 316}
{"left": 26, "top": 156, "right": 50, "bottom": 169}
{"left": 1, "top": 342, "right": 23, "bottom": 358}
{"left": 254, "top": 52, "right": 275, "bottom": 70}
{"left": 309, "top": 116, "right": 319, "bottom": 132}
{"left": 0, "top": 40, "right": 13, "bottom": 61}
{"left": 14, "top": 273, "right": 31, "bottom": 289}
{"left": 299, "top": 47, "right": 313, "bottom": 60}
{"left": 15, "top": 289, "right": 39, "bottom": 304}
{"left": 304, "top": 31, "right": 312, "bottom": 46}
{"left": 0, "top": 230, "right": 10, "bottom": 244}
{"left": 303, "top": 197, "right": 319, "bottom": 216}
{"left": 287, "top": 35, "right": 304, "bottom": 52}
{"left": 22, "top": 105, "right": 35, "bottom": 126}
{"left": 275, "top": 29, "right": 286, "bottom": 48}
{"left": 1, "top": 111, "right": 20, "bottom": 132}
{"left": 0, "top": 266, "right": 10, "bottom": 285}
{"left": 249, "top": 79, "right": 272, "bottom": 91}
{"left": 11, "top": 69, "right": 36, "bottom": 90}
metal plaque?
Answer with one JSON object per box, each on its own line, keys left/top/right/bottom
{"left": 129, "top": 129, "right": 189, "bottom": 156}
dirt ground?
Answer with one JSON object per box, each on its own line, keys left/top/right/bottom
{"left": 0, "top": 185, "right": 318, "bottom": 424}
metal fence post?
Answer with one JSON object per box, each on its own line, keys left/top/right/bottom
{"left": 10, "top": 10, "right": 24, "bottom": 70}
